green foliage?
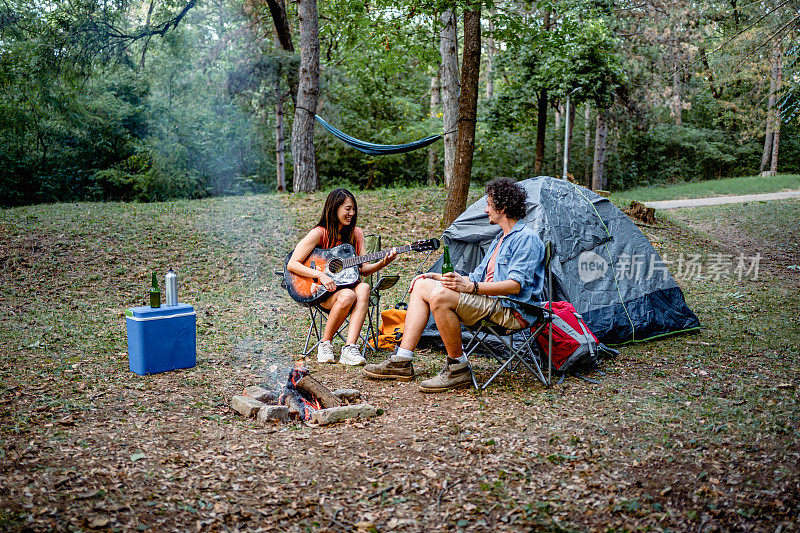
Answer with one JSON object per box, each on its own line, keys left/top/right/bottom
{"left": 1, "top": 0, "right": 799, "bottom": 203}
{"left": 613, "top": 123, "right": 757, "bottom": 187}
{"left": 0, "top": 0, "right": 273, "bottom": 206}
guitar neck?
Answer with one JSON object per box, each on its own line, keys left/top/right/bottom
{"left": 341, "top": 243, "right": 414, "bottom": 269}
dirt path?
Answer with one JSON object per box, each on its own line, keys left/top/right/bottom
{"left": 644, "top": 190, "right": 800, "bottom": 209}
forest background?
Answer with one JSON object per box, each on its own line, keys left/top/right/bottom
{"left": 2, "top": 0, "right": 799, "bottom": 208}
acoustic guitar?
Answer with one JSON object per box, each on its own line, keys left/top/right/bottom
{"left": 283, "top": 238, "right": 440, "bottom": 304}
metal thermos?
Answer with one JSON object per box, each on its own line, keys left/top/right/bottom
{"left": 165, "top": 268, "right": 178, "bottom": 306}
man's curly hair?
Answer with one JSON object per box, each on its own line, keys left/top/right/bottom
{"left": 486, "top": 178, "right": 527, "bottom": 220}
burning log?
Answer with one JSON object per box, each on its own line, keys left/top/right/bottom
{"left": 281, "top": 388, "right": 320, "bottom": 421}
{"left": 295, "top": 376, "right": 342, "bottom": 409}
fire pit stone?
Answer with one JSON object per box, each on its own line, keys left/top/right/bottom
{"left": 331, "top": 389, "right": 361, "bottom": 403}
{"left": 243, "top": 385, "right": 277, "bottom": 403}
{"left": 257, "top": 405, "right": 289, "bottom": 424}
{"left": 231, "top": 395, "right": 265, "bottom": 418}
{"left": 310, "top": 404, "right": 377, "bottom": 426}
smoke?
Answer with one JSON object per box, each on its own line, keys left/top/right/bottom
{"left": 198, "top": 193, "right": 300, "bottom": 384}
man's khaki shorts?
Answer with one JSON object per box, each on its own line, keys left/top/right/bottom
{"left": 455, "top": 293, "right": 521, "bottom": 328}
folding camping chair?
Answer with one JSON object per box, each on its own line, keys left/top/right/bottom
{"left": 362, "top": 234, "right": 399, "bottom": 355}
{"left": 463, "top": 241, "right": 555, "bottom": 389}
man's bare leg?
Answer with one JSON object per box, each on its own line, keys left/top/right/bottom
{"left": 398, "top": 278, "right": 435, "bottom": 352}
{"left": 428, "top": 286, "right": 463, "bottom": 359}
{"left": 399, "top": 279, "right": 462, "bottom": 358}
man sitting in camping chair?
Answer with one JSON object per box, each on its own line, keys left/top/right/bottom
{"left": 363, "top": 178, "right": 545, "bottom": 392}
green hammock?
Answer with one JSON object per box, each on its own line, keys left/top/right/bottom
{"left": 315, "top": 115, "right": 442, "bottom": 156}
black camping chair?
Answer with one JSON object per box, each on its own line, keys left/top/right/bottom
{"left": 274, "top": 270, "right": 352, "bottom": 356}
{"left": 362, "top": 234, "right": 399, "bottom": 355}
{"left": 463, "top": 241, "right": 555, "bottom": 389}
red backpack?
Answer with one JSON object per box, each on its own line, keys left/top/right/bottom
{"left": 536, "top": 301, "right": 599, "bottom": 371}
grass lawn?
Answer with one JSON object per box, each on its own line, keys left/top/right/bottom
{"left": 0, "top": 188, "right": 798, "bottom": 532}
{"left": 617, "top": 173, "right": 800, "bottom": 203}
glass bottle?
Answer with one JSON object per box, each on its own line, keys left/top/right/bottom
{"left": 441, "top": 245, "right": 454, "bottom": 274}
{"left": 149, "top": 272, "right": 161, "bottom": 308}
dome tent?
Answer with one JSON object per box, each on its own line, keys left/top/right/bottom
{"left": 422, "top": 176, "right": 700, "bottom": 345}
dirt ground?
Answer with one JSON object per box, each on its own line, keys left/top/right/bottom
{"left": 0, "top": 192, "right": 798, "bottom": 532}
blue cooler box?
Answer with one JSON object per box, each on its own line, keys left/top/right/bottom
{"left": 125, "top": 303, "right": 196, "bottom": 375}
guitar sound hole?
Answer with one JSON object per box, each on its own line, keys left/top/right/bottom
{"left": 328, "top": 259, "right": 343, "bottom": 274}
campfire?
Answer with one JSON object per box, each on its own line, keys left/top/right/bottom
{"left": 230, "top": 362, "right": 376, "bottom": 426}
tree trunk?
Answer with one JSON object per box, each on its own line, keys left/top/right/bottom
{"left": 291, "top": 0, "right": 320, "bottom": 193}
{"left": 591, "top": 110, "right": 608, "bottom": 191}
{"left": 485, "top": 10, "right": 495, "bottom": 100}
{"left": 139, "top": 0, "right": 156, "bottom": 69}
{"left": 444, "top": 3, "right": 481, "bottom": 227}
{"left": 673, "top": 69, "right": 682, "bottom": 125}
{"left": 584, "top": 103, "right": 592, "bottom": 188}
{"left": 428, "top": 66, "right": 441, "bottom": 186}
{"left": 770, "top": 40, "right": 783, "bottom": 174}
{"left": 275, "top": 84, "right": 286, "bottom": 193}
{"left": 440, "top": 8, "right": 460, "bottom": 189}
{"left": 554, "top": 104, "right": 562, "bottom": 173}
{"left": 266, "top": 0, "right": 298, "bottom": 105}
{"left": 563, "top": 98, "right": 575, "bottom": 179}
{"left": 699, "top": 48, "right": 721, "bottom": 99}
{"left": 535, "top": 89, "right": 547, "bottom": 174}
{"left": 760, "top": 67, "right": 776, "bottom": 174}
{"left": 533, "top": 10, "right": 551, "bottom": 175}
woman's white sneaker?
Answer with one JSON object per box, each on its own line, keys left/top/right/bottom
{"left": 340, "top": 344, "right": 366, "bottom": 366}
{"left": 317, "top": 340, "right": 335, "bottom": 363}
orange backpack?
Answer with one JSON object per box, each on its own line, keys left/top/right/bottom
{"left": 369, "top": 306, "right": 407, "bottom": 350}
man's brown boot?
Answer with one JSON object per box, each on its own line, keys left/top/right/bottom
{"left": 363, "top": 358, "right": 415, "bottom": 381}
{"left": 418, "top": 360, "right": 473, "bottom": 393}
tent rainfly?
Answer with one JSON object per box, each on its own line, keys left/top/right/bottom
{"left": 422, "top": 176, "right": 701, "bottom": 345}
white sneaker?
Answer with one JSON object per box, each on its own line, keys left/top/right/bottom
{"left": 317, "top": 340, "right": 335, "bottom": 363}
{"left": 339, "top": 344, "right": 366, "bottom": 366}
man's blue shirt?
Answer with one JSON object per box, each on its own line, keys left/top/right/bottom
{"left": 467, "top": 220, "right": 545, "bottom": 326}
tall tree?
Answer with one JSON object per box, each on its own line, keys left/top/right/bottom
{"left": 485, "top": 8, "right": 496, "bottom": 100}
{"left": 534, "top": 9, "right": 552, "bottom": 174}
{"left": 265, "top": 0, "right": 298, "bottom": 102}
{"left": 440, "top": 8, "right": 460, "bottom": 189}
{"left": 584, "top": 103, "right": 592, "bottom": 187}
{"left": 761, "top": 36, "right": 783, "bottom": 175}
{"left": 770, "top": 39, "right": 783, "bottom": 175}
{"left": 291, "top": 0, "right": 320, "bottom": 192}
{"left": 428, "top": 66, "right": 442, "bottom": 186}
{"left": 267, "top": 0, "right": 295, "bottom": 192}
{"left": 444, "top": 2, "right": 481, "bottom": 226}
{"left": 591, "top": 110, "right": 608, "bottom": 190}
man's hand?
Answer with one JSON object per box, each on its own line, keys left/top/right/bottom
{"left": 439, "top": 271, "right": 471, "bottom": 293}
{"left": 410, "top": 271, "right": 472, "bottom": 293}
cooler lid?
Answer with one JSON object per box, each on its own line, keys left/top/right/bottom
{"left": 125, "top": 303, "right": 195, "bottom": 319}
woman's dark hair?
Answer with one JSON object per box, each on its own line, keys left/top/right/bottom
{"left": 317, "top": 188, "right": 358, "bottom": 247}
{"left": 486, "top": 178, "right": 527, "bottom": 220}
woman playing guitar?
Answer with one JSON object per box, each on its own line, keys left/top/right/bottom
{"left": 287, "top": 188, "right": 397, "bottom": 366}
